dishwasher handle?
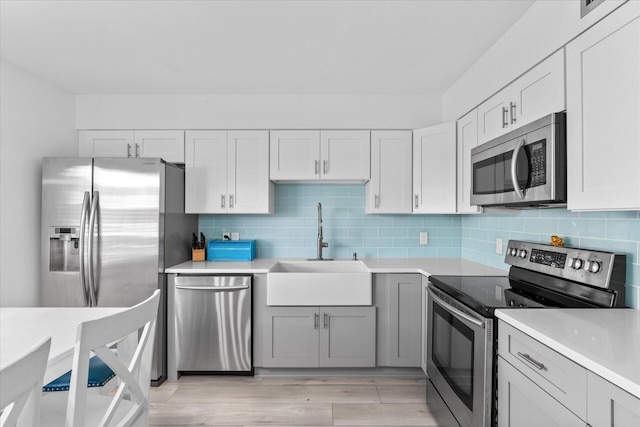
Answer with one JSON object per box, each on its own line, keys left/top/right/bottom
{"left": 175, "top": 285, "right": 249, "bottom": 291}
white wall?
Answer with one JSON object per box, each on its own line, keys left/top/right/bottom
{"left": 0, "top": 60, "right": 76, "bottom": 306}
{"left": 443, "top": 0, "right": 627, "bottom": 121}
{"left": 75, "top": 94, "right": 441, "bottom": 130}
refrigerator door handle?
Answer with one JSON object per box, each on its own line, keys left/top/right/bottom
{"left": 78, "top": 191, "right": 91, "bottom": 307}
{"left": 87, "top": 190, "right": 100, "bottom": 307}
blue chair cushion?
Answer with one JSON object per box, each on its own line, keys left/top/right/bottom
{"left": 43, "top": 355, "right": 115, "bottom": 392}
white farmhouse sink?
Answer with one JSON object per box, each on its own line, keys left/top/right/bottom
{"left": 267, "top": 260, "right": 372, "bottom": 306}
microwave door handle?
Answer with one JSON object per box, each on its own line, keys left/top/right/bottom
{"left": 511, "top": 138, "right": 526, "bottom": 199}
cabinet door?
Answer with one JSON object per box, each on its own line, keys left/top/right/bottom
{"left": 587, "top": 372, "right": 640, "bottom": 427}
{"left": 184, "top": 130, "right": 228, "bottom": 214}
{"left": 269, "top": 130, "right": 320, "bottom": 181}
{"left": 566, "top": 2, "right": 640, "bottom": 210}
{"left": 262, "top": 307, "right": 319, "bottom": 368}
{"left": 477, "top": 87, "right": 511, "bottom": 144}
{"left": 366, "top": 131, "right": 412, "bottom": 213}
{"left": 79, "top": 130, "right": 134, "bottom": 158}
{"left": 320, "top": 130, "right": 370, "bottom": 181}
{"left": 456, "top": 109, "right": 482, "bottom": 213}
{"left": 511, "top": 49, "right": 565, "bottom": 129}
{"left": 227, "top": 130, "right": 273, "bottom": 214}
{"left": 375, "top": 274, "right": 422, "bottom": 367}
{"left": 412, "top": 123, "right": 456, "bottom": 213}
{"left": 135, "top": 130, "right": 185, "bottom": 163}
{"left": 319, "top": 306, "right": 376, "bottom": 368}
{"left": 497, "top": 357, "right": 586, "bottom": 427}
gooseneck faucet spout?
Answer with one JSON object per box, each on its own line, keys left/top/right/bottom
{"left": 316, "top": 202, "right": 329, "bottom": 260}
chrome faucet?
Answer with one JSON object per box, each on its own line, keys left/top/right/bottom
{"left": 315, "top": 202, "right": 330, "bottom": 260}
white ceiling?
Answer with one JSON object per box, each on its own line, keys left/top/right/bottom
{"left": 0, "top": 0, "right": 535, "bottom": 96}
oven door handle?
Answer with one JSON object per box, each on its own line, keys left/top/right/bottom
{"left": 429, "top": 287, "right": 485, "bottom": 329}
{"left": 511, "top": 138, "right": 526, "bottom": 199}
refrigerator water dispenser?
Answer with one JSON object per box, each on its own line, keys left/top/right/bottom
{"left": 49, "top": 226, "right": 80, "bottom": 272}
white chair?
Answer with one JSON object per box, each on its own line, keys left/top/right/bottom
{"left": 0, "top": 337, "right": 52, "bottom": 427}
{"left": 40, "top": 290, "right": 160, "bottom": 427}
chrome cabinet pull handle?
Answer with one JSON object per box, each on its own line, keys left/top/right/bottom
{"left": 221, "top": 194, "right": 225, "bottom": 208}
{"left": 315, "top": 160, "right": 319, "bottom": 175}
{"left": 510, "top": 102, "right": 517, "bottom": 124}
{"left": 323, "top": 160, "right": 328, "bottom": 174}
{"left": 314, "top": 313, "right": 319, "bottom": 329}
{"left": 415, "top": 194, "right": 419, "bottom": 208}
{"left": 502, "top": 106, "right": 509, "bottom": 128}
{"left": 517, "top": 352, "right": 546, "bottom": 371}
{"left": 229, "top": 194, "right": 234, "bottom": 208}
{"left": 375, "top": 194, "right": 380, "bottom": 208}
{"left": 135, "top": 143, "right": 140, "bottom": 157}
{"left": 127, "top": 144, "right": 132, "bottom": 157}
{"left": 323, "top": 313, "right": 329, "bottom": 329}
{"left": 510, "top": 138, "right": 526, "bottom": 199}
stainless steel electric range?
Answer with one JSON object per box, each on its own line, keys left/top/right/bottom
{"left": 426, "top": 240, "right": 627, "bottom": 427}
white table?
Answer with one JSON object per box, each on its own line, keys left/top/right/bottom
{"left": 0, "top": 307, "right": 128, "bottom": 383}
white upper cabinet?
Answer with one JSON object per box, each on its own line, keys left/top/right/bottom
{"left": 366, "top": 130, "right": 412, "bottom": 214}
{"left": 478, "top": 49, "right": 565, "bottom": 144}
{"left": 79, "top": 130, "right": 185, "bottom": 163}
{"left": 134, "top": 131, "right": 185, "bottom": 163}
{"left": 270, "top": 130, "right": 370, "bottom": 182}
{"left": 456, "top": 109, "right": 482, "bottom": 214}
{"left": 566, "top": 1, "right": 640, "bottom": 211}
{"left": 185, "top": 130, "right": 273, "bottom": 214}
{"left": 412, "top": 123, "right": 456, "bottom": 214}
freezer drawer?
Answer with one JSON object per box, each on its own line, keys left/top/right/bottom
{"left": 175, "top": 275, "right": 252, "bottom": 372}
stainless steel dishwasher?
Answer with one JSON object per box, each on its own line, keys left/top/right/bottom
{"left": 174, "top": 274, "right": 252, "bottom": 373}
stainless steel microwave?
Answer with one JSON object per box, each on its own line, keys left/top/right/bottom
{"left": 470, "top": 112, "right": 566, "bottom": 208}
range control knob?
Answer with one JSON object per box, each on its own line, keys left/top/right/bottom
{"left": 586, "top": 260, "right": 601, "bottom": 274}
{"left": 518, "top": 249, "right": 527, "bottom": 259}
{"left": 509, "top": 248, "right": 518, "bottom": 257}
{"left": 569, "top": 258, "right": 583, "bottom": 270}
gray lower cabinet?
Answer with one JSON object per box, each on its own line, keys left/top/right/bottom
{"left": 262, "top": 306, "right": 376, "bottom": 368}
{"left": 497, "top": 356, "right": 586, "bottom": 427}
{"left": 587, "top": 372, "right": 640, "bottom": 427}
{"left": 374, "top": 273, "right": 422, "bottom": 367}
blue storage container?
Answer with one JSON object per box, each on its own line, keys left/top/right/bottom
{"left": 207, "top": 239, "right": 256, "bottom": 261}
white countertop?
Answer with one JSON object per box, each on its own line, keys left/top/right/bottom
{"left": 496, "top": 308, "right": 640, "bottom": 399}
{"left": 165, "top": 257, "right": 508, "bottom": 277}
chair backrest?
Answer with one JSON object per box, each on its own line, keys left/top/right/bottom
{"left": 66, "top": 290, "right": 160, "bottom": 427}
{"left": 0, "top": 337, "right": 52, "bottom": 427}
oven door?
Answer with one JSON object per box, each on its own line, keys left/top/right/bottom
{"left": 427, "top": 285, "right": 493, "bottom": 427}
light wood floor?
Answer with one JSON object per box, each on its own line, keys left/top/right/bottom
{"left": 149, "top": 375, "right": 442, "bottom": 426}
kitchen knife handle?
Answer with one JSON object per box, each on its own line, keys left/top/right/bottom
{"left": 79, "top": 191, "right": 91, "bottom": 307}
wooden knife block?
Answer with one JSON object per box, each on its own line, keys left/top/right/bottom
{"left": 191, "top": 248, "right": 205, "bottom": 262}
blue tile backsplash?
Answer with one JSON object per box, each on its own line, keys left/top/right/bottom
{"left": 199, "top": 184, "right": 640, "bottom": 308}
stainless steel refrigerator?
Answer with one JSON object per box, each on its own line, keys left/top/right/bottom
{"left": 40, "top": 157, "right": 196, "bottom": 384}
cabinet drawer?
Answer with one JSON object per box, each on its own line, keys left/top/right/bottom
{"left": 498, "top": 322, "right": 587, "bottom": 419}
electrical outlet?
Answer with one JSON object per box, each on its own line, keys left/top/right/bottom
{"left": 420, "top": 232, "right": 428, "bottom": 245}
{"left": 496, "top": 237, "right": 503, "bottom": 254}
{"left": 222, "top": 232, "right": 231, "bottom": 240}
{"left": 231, "top": 232, "right": 239, "bottom": 241}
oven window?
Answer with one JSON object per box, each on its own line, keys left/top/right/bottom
{"left": 432, "top": 301, "right": 475, "bottom": 411}
{"left": 472, "top": 145, "right": 531, "bottom": 195}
